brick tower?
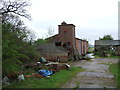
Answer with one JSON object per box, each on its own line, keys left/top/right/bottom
{"left": 58, "top": 21, "right": 76, "bottom": 48}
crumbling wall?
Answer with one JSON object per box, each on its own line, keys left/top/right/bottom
{"left": 37, "top": 43, "right": 68, "bottom": 62}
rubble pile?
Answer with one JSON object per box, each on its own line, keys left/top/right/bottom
{"left": 2, "top": 57, "right": 71, "bottom": 86}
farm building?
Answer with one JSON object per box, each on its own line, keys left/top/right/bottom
{"left": 95, "top": 40, "right": 120, "bottom": 56}
{"left": 37, "top": 21, "right": 89, "bottom": 61}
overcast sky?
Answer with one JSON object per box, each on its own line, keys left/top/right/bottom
{"left": 22, "top": 0, "right": 119, "bottom": 45}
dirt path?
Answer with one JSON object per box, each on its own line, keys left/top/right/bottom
{"left": 61, "top": 58, "right": 118, "bottom": 88}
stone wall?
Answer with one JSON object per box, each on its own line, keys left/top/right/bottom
{"left": 37, "top": 43, "right": 68, "bottom": 62}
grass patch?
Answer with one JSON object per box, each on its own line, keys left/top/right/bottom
{"left": 94, "top": 55, "right": 101, "bottom": 59}
{"left": 97, "top": 63, "right": 109, "bottom": 65}
{"left": 108, "top": 56, "right": 120, "bottom": 58}
{"left": 103, "top": 55, "right": 120, "bottom": 59}
{"left": 109, "top": 64, "right": 120, "bottom": 88}
{"left": 94, "top": 55, "right": 120, "bottom": 59}
{"left": 4, "top": 67, "right": 84, "bottom": 88}
{"left": 86, "top": 59, "right": 93, "bottom": 62}
{"left": 74, "top": 81, "right": 80, "bottom": 89}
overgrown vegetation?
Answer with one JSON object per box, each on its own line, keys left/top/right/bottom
{"left": 33, "top": 38, "right": 49, "bottom": 45}
{"left": 1, "top": 0, "right": 39, "bottom": 75}
{"left": 74, "top": 81, "right": 80, "bottom": 89}
{"left": 99, "top": 34, "right": 113, "bottom": 40}
{"left": 4, "top": 67, "right": 84, "bottom": 88}
{"left": 109, "top": 64, "right": 120, "bottom": 88}
{"left": 95, "top": 45, "right": 116, "bottom": 57}
{"left": 94, "top": 55, "right": 120, "bottom": 59}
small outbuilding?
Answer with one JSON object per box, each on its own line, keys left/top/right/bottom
{"left": 95, "top": 40, "right": 120, "bottom": 56}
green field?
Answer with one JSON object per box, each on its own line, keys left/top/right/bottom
{"left": 4, "top": 67, "right": 84, "bottom": 88}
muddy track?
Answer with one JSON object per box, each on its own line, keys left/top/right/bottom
{"left": 61, "top": 58, "right": 118, "bottom": 88}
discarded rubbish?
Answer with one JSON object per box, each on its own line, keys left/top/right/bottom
{"left": 25, "top": 73, "right": 43, "bottom": 79}
{"left": 38, "top": 70, "right": 53, "bottom": 77}
{"left": 2, "top": 76, "right": 10, "bottom": 85}
{"left": 39, "top": 57, "right": 46, "bottom": 63}
{"left": 6, "top": 72, "right": 18, "bottom": 80}
{"left": 18, "top": 74, "right": 25, "bottom": 81}
{"left": 65, "top": 64, "right": 71, "bottom": 68}
{"left": 45, "top": 62, "right": 71, "bottom": 72}
{"left": 3, "top": 76, "right": 9, "bottom": 82}
{"left": 31, "top": 73, "right": 36, "bottom": 77}
{"left": 37, "top": 62, "right": 41, "bottom": 65}
{"left": 35, "top": 74, "right": 43, "bottom": 78}
{"left": 25, "top": 75, "right": 32, "bottom": 78}
{"left": 56, "top": 57, "right": 60, "bottom": 62}
{"left": 86, "top": 53, "right": 94, "bottom": 59}
{"left": 46, "top": 76, "right": 51, "bottom": 79}
{"left": 45, "top": 62, "right": 59, "bottom": 66}
{"left": 49, "top": 69, "right": 57, "bottom": 73}
{"left": 59, "top": 64, "right": 70, "bottom": 70}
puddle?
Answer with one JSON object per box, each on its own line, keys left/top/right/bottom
{"left": 86, "top": 53, "right": 94, "bottom": 58}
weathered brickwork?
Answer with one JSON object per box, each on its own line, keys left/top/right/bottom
{"left": 51, "top": 21, "right": 89, "bottom": 57}
{"left": 38, "top": 21, "right": 89, "bottom": 61}
{"left": 37, "top": 43, "right": 68, "bottom": 62}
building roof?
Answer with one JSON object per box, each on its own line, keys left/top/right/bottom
{"left": 75, "top": 38, "right": 82, "bottom": 40}
{"left": 95, "top": 40, "right": 120, "bottom": 45}
{"left": 45, "top": 34, "right": 58, "bottom": 39}
{"left": 58, "top": 21, "right": 75, "bottom": 27}
{"left": 58, "top": 24, "right": 75, "bottom": 27}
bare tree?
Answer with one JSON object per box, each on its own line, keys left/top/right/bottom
{"left": 0, "top": 0, "right": 31, "bottom": 20}
{"left": 46, "top": 26, "right": 54, "bottom": 38}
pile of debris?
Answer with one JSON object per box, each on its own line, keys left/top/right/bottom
{"left": 2, "top": 57, "right": 71, "bottom": 87}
